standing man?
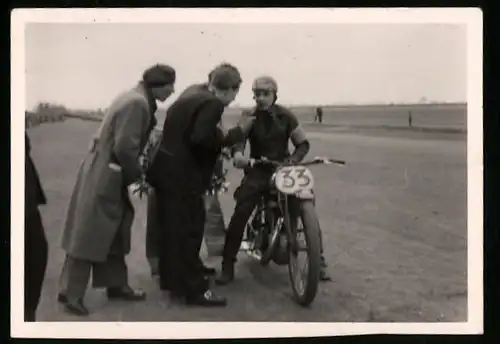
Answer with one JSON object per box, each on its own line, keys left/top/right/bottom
{"left": 316, "top": 107, "right": 323, "bottom": 124}
{"left": 58, "top": 64, "right": 176, "bottom": 316}
{"left": 25, "top": 132, "right": 49, "bottom": 321}
{"left": 146, "top": 63, "right": 254, "bottom": 307}
{"left": 144, "top": 78, "right": 226, "bottom": 277}
{"left": 215, "top": 76, "right": 332, "bottom": 286}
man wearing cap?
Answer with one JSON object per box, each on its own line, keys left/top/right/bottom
{"left": 58, "top": 64, "right": 176, "bottom": 316}
{"left": 215, "top": 75, "right": 332, "bottom": 286}
{"left": 147, "top": 63, "right": 254, "bottom": 307}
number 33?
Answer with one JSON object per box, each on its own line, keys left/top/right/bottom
{"left": 281, "top": 167, "right": 311, "bottom": 188}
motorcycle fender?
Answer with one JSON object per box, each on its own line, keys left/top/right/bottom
{"left": 294, "top": 188, "right": 315, "bottom": 199}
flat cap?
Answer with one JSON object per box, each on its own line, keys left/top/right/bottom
{"left": 142, "top": 64, "right": 176, "bottom": 87}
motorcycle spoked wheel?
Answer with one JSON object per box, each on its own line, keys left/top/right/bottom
{"left": 287, "top": 200, "right": 322, "bottom": 307}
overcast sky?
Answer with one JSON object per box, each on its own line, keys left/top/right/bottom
{"left": 25, "top": 23, "right": 466, "bottom": 111}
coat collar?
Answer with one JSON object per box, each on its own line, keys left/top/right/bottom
{"left": 136, "top": 82, "right": 158, "bottom": 115}
{"left": 178, "top": 83, "right": 209, "bottom": 100}
{"left": 136, "top": 82, "right": 158, "bottom": 129}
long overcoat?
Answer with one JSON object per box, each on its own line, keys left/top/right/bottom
{"left": 61, "top": 83, "right": 157, "bottom": 262}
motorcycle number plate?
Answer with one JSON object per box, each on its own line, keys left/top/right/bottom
{"left": 274, "top": 166, "right": 315, "bottom": 196}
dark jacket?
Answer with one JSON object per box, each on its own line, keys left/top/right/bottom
{"left": 235, "top": 104, "right": 299, "bottom": 162}
{"left": 147, "top": 84, "right": 244, "bottom": 194}
{"left": 25, "top": 133, "right": 47, "bottom": 217}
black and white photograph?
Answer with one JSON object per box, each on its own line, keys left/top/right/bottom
{"left": 12, "top": 8, "right": 483, "bottom": 339}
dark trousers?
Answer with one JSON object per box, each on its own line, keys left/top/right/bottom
{"left": 25, "top": 209, "right": 48, "bottom": 322}
{"left": 222, "top": 173, "right": 269, "bottom": 265}
{"left": 156, "top": 187, "right": 209, "bottom": 297}
{"left": 59, "top": 254, "right": 128, "bottom": 302}
{"left": 222, "top": 169, "right": 327, "bottom": 266}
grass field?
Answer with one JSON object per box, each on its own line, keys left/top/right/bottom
{"left": 26, "top": 105, "right": 467, "bottom": 322}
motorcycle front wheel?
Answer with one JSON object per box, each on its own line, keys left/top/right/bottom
{"left": 287, "top": 199, "right": 321, "bottom": 307}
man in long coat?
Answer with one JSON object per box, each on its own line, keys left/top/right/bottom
{"left": 146, "top": 63, "right": 254, "bottom": 307}
{"left": 25, "top": 132, "right": 49, "bottom": 321}
{"left": 58, "top": 64, "right": 176, "bottom": 316}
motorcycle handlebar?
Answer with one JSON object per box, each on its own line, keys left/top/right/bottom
{"left": 251, "top": 156, "right": 345, "bottom": 168}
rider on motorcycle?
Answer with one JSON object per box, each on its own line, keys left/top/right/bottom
{"left": 215, "top": 76, "right": 332, "bottom": 285}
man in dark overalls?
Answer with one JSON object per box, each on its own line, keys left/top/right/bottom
{"left": 147, "top": 63, "right": 254, "bottom": 306}
{"left": 215, "top": 76, "right": 332, "bottom": 286}
{"left": 145, "top": 133, "right": 229, "bottom": 276}
{"left": 144, "top": 78, "right": 231, "bottom": 277}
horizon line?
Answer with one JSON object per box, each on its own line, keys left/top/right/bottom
{"left": 32, "top": 100, "right": 468, "bottom": 113}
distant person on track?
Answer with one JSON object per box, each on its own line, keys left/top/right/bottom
{"left": 315, "top": 107, "right": 323, "bottom": 124}
{"left": 25, "top": 132, "right": 49, "bottom": 321}
{"left": 58, "top": 64, "right": 176, "bottom": 316}
{"left": 146, "top": 63, "right": 254, "bottom": 307}
{"left": 215, "top": 75, "right": 332, "bottom": 286}
{"left": 408, "top": 111, "right": 413, "bottom": 127}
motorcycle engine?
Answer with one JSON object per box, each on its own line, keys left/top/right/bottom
{"left": 271, "top": 232, "right": 290, "bottom": 265}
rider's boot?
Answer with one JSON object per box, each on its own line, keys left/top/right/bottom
{"left": 319, "top": 255, "right": 332, "bottom": 281}
{"left": 215, "top": 262, "right": 234, "bottom": 285}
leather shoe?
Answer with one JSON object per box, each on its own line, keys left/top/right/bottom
{"left": 202, "top": 265, "right": 216, "bottom": 276}
{"left": 63, "top": 299, "right": 89, "bottom": 316}
{"left": 57, "top": 293, "right": 68, "bottom": 303}
{"left": 319, "top": 257, "right": 332, "bottom": 281}
{"left": 186, "top": 289, "right": 227, "bottom": 307}
{"left": 320, "top": 268, "right": 332, "bottom": 281}
{"left": 107, "top": 286, "right": 146, "bottom": 301}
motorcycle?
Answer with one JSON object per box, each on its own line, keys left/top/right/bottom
{"left": 239, "top": 156, "right": 345, "bottom": 307}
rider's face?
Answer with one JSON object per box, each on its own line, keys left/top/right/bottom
{"left": 253, "top": 89, "right": 275, "bottom": 110}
